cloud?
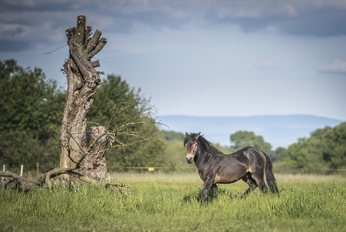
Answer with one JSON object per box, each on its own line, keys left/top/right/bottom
{"left": 0, "top": 0, "right": 346, "bottom": 52}
{"left": 255, "top": 58, "right": 277, "bottom": 69}
{"left": 0, "top": 39, "right": 32, "bottom": 52}
{"left": 206, "top": 1, "right": 346, "bottom": 36}
{"left": 279, "top": 6, "right": 346, "bottom": 37}
{"left": 318, "top": 60, "right": 346, "bottom": 74}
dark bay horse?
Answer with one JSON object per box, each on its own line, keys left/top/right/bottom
{"left": 184, "top": 132, "right": 279, "bottom": 203}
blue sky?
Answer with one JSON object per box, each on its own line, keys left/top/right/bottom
{"left": 1, "top": 0, "right": 346, "bottom": 121}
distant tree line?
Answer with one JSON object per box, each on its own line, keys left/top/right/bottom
{"left": 284, "top": 123, "right": 346, "bottom": 174}
{"left": 226, "top": 127, "right": 346, "bottom": 174}
{"left": 1, "top": 59, "right": 345, "bottom": 175}
{"left": 0, "top": 60, "right": 65, "bottom": 172}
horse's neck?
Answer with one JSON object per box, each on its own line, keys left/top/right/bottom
{"left": 195, "top": 148, "right": 212, "bottom": 167}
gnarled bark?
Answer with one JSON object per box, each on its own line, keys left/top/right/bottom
{"left": 80, "top": 126, "right": 114, "bottom": 181}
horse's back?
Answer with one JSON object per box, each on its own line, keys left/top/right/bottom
{"left": 227, "top": 146, "right": 258, "bottom": 159}
{"left": 227, "top": 147, "right": 267, "bottom": 170}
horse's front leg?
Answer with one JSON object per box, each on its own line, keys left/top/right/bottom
{"left": 211, "top": 183, "right": 219, "bottom": 196}
{"left": 201, "top": 177, "right": 214, "bottom": 204}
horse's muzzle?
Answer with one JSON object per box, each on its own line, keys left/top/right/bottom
{"left": 186, "top": 156, "right": 194, "bottom": 164}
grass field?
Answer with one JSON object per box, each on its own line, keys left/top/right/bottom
{"left": 1, "top": 173, "right": 345, "bottom": 232}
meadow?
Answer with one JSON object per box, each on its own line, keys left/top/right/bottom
{"left": 0, "top": 173, "right": 345, "bottom": 232}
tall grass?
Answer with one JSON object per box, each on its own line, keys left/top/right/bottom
{"left": 1, "top": 173, "right": 345, "bottom": 231}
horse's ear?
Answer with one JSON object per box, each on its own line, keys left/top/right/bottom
{"left": 195, "top": 132, "right": 201, "bottom": 139}
{"left": 185, "top": 132, "right": 189, "bottom": 136}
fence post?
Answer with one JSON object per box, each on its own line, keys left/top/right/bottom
{"left": 36, "top": 162, "right": 39, "bottom": 176}
{"left": 20, "top": 164, "right": 23, "bottom": 177}
{"left": 1, "top": 164, "right": 5, "bottom": 182}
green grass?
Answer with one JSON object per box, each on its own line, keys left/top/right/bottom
{"left": 1, "top": 173, "right": 345, "bottom": 231}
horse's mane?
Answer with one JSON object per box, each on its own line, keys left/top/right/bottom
{"left": 186, "top": 133, "right": 224, "bottom": 155}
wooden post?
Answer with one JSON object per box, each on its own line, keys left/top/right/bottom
{"left": 1, "top": 164, "right": 4, "bottom": 181}
{"left": 36, "top": 163, "right": 39, "bottom": 176}
{"left": 20, "top": 165, "right": 23, "bottom": 177}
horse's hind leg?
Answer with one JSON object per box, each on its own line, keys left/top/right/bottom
{"left": 252, "top": 171, "right": 268, "bottom": 194}
{"left": 241, "top": 175, "right": 257, "bottom": 198}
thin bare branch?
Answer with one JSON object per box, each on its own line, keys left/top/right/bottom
{"left": 44, "top": 44, "right": 68, "bottom": 55}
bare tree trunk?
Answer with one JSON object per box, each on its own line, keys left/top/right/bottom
{"left": 59, "top": 15, "right": 110, "bottom": 180}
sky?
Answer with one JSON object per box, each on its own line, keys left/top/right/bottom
{"left": 1, "top": 0, "right": 346, "bottom": 121}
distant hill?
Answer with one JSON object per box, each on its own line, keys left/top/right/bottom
{"left": 158, "top": 115, "right": 343, "bottom": 148}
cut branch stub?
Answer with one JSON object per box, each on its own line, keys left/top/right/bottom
{"left": 86, "top": 29, "right": 102, "bottom": 53}
{"left": 88, "top": 37, "right": 107, "bottom": 60}
{"left": 75, "top": 15, "right": 86, "bottom": 45}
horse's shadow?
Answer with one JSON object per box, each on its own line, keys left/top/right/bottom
{"left": 182, "top": 187, "right": 239, "bottom": 204}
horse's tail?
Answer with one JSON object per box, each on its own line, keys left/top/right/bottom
{"left": 263, "top": 152, "right": 279, "bottom": 195}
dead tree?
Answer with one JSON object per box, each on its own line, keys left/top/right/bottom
{"left": 60, "top": 15, "right": 111, "bottom": 181}
{"left": 0, "top": 15, "right": 161, "bottom": 191}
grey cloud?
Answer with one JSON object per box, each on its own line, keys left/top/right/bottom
{"left": 318, "top": 60, "right": 346, "bottom": 74}
{"left": 1, "top": 0, "right": 345, "bottom": 52}
{"left": 0, "top": 0, "right": 75, "bottom": 14}
{"left": 0, "top": 39, "right": 32, "bottom": 52}
{"left": 208, "top": 14, "right": 276, "bottom": 33}
{"left": 81, "top": 1, "right": 346, "bottom": 37}
{"left": 204, "top": 4, "right": 346, "bottom": 36}
{"left": 279, "top": 7, "right": 346, "bottom": 37}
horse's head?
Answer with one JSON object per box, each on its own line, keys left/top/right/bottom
{"left": 184, "top": 132, "right": 201, "bottom": 164}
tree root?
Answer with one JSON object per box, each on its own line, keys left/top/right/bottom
{"left": 0, "top": 171, "right": 40, "bottom": 192}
